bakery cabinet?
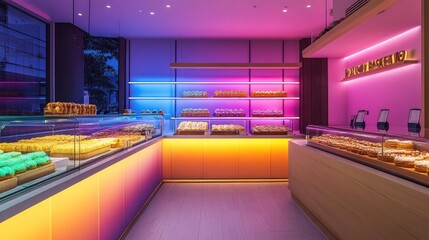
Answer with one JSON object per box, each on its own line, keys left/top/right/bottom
{"left": 306, "top": 125, "right": 429, "bottom": 187}
{"left": 129, "top": 61, "right": 301, "bottom": 134}
{"left": 0, "top": 114, "right": 163, "bottom": 199}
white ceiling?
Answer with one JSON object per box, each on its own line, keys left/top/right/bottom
{"left": 11, "top": 0, "right": 330, "bottom": 39}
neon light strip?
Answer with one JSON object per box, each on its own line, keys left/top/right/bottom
{"left": 0, "top": 82, "right": 46, "bottom": 84}
{"left": 129, "top": 82, "right": 300, "bottom": 85}
{"left": 0, "top": 97, "right": 45, "bottom": 100}
{"left": 171, "top": 117, "right": 300, "bottom": 120}
{"left": 128, "top": 97, "right": 300, "bottom": 100}
{"left": 343, "top": 26, "right": 421, "bottom": 60}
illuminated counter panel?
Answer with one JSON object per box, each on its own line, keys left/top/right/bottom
{"left": 0, "top": 140, "right": 163, "bottom": 240}
{"left": 163, "top": 137, "right": 293, "bottom": 179}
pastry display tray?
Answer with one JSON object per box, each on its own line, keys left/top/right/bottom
{"left": 0, "top": 177, "right": 17, "bottom": 194}
{"left": 175, "top": 130, "right": 209, "bottom": 135}
{"left": 252, "top": 132, "right": 290, "bottom": 135}
{"left": 50, "top": 146, "right": 111, "bottom": 160}
{"left": 307, "top": 141, "right": 429, "bottom": 188}
{"left": 211, "top": 131, "right": 246, "bottom": 135}
{"left": 16, "top": 163, "right": 56, "bottom": 185}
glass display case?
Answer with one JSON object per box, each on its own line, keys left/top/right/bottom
{"left": 0, "top": 114, "right": 163, "bottom": 199}
{"left": 306, "top": 125, "right": 429, "bottom": 187}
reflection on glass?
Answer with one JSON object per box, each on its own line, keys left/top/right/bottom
{"left": 0, "top": 2, "right": 48, "bottom": 115}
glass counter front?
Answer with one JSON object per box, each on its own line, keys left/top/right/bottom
{"left": 306, "top": 125, "right": 429, "bottom": 187}
{"left": 0, "top": 114, "right": 163, "bottom": 200}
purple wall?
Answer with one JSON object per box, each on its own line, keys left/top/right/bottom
{"left": 328, "top": 26, "right": 422, "bottom": 129}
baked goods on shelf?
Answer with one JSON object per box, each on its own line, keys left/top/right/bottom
{"left": 309, "top": 134, "right": 429, "bottom": 174}
{"left": 252, "top": 109, "right": 283, "bottom": 117}
{"left": 213, "top": 90, "right": 247, "bottom": 97}
{"left": 120, "top": 124, "right": 155, "bottom": 133}
{"left": 177, "top": 121, "right": 208, "bottom": 131}
{"left": 44, "top": 102, "right": 97, "bottom": 115}
{"left": 141, "top": 109, "right": 164, "bottom": 115}
{"left": 414, "top": 160, "right": 429, "bottom": 173}
{"left": 212, "top": 124, "right": 245, "bottom": 135}
{"left": 213, "top": 108, "right": 245, "bottom": 117}
{"left": 394, "top": 156, "right": 417, "bottom": 168}
{"left": 251, "top": 91, "right": 287, "bottom": 97}
{"left": 0, "top": 135, "right": 90, "bottom": 153}
{"left": 123, "top": 109, "right": 136, "bottom": 114}
{"left": 0, "top": 151, "right": 52, "bottom": 178}
{"left": 180, "top": 108, "right": 210, "bottom": 117}
{"left": 182, "top": 91, "right": 208, "bottom": 98}
{"left": 251, "top": 125, "right": 291, "bottom": 135}
{"left": 50, "top": 138, "right": 115, "bottom": 159}
{"left": 176, "top": 121, "right": 208, "bottom": 135}
{"left": 91, "top": 130, "right": 145, "bottom": 148}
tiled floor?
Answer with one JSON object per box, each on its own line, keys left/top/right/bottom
{"left": 125, "top": 182, "right": 326, "bottom": 240}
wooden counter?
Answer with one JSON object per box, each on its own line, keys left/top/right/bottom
{"left": 289, "top": 140, "right": 429, "bottom": 240}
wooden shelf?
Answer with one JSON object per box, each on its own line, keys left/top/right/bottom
{"left": 302, "top": 0, "right": 420, "bottom": 58}
{"left": 342, "top": 60, "right": 418, "bottom": 81}
{"left": 170, "top": 62, "right": 302, "bottom": 69}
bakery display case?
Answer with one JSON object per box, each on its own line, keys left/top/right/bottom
{"left": 306, "top": 125, "right": 429, "bottom": 187}
{"left": 0, "top": 114, "right": 163, "bottom": 199}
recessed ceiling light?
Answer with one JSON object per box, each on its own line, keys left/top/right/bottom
{"left": 138, "top": 10, "right": 143, "bottom": 13}
{"left": 306, "top": 5, "right": 311, "bottom": 8}
{"left": 282, "top": 9, "right": 288, "bottom": 13}
{"left": 166, "top": 4, "right": 171, "bottom": 8}
{"left": 150, "top": 12, "right": 155, "bottom": 15}
{"left": 106, "top": 5, "right": 111, "bottom": 8}
{"left": 78, "top": 13, "right": 83, "bottom": 16}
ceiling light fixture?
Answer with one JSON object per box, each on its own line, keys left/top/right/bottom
{"left": 306, "top": 5, "right": 311, "bottom": 8}
{"left": 78, "top": 13, "right": 83, "bottom": 16}
{"left": 106, "top": 5, "right": 111, "bottom": 8}
{"left": 166, "top": 4, "right": 171, "bottom": 8}
{"left": 150, "top": 12, "right": 155, "bottom": 15}
{"left": 283, "top": 9, "right": 288, "bottom": 13}
{"left": 138, "top": 10, "right": 143, "bottom": 13}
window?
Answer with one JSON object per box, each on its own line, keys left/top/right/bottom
{"left": 84, "top": 36, "right": 119, "bottom": 114}
{"left": 0, "top": 3, "right": 48, "bottom": 115}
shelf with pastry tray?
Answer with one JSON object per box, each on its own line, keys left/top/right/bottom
{"left": 306, "top": 125, "right": 429, "bottom": 187}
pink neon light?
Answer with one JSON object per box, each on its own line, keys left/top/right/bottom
{"left": 0, "top": 82, "right": 41, "bottom": 84}
{"left": 343, "top": 26, "right": 421, "bottom": 60}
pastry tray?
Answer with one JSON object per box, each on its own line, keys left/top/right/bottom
{"left": 252, "top": 132, "right": 290, "bottom": 135}
{"left": 211, "top": 131, "right": 246, "bottom": 135}
{"left": 16, "top": 163, "right": 56, "bottom": 185}
{"left": 0, "top": 177, "right": 18, "bottom": 194}
{"left": 307, "top": 141, "right": 429, "bottom": 188}
{"left": 50, "top": 146, "right": 111, "bottom": 160}
{"left": 176, "top": 130, "right": 209, "bottom": 135}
